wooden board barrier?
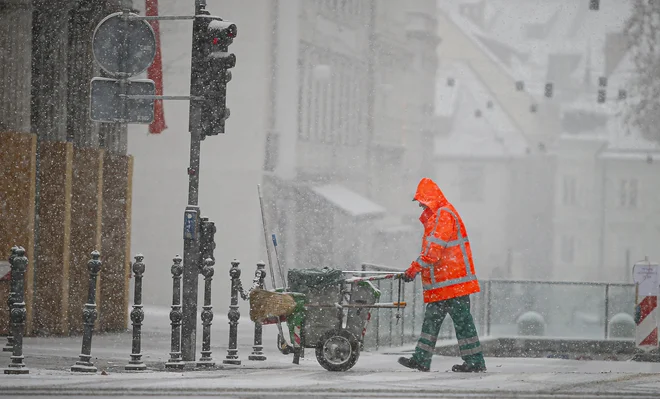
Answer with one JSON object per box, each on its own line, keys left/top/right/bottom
{"left": 0, "top": 132, "right": 37, "bottom": 335}
{"left": 33, "top": 141, "right": 73, "bottom": 335}
{"left": 99, "top": 153, "right": 133, "bottom": 332}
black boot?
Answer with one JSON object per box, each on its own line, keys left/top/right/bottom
{"left": 452, "top": 362, "right": 486, "bottom": 373}
{"left": 398, "top": 357, "right": 430, "bottom": 372}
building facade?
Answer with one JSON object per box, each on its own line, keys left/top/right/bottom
{"left": 262, "top": 0, "right": 440, "bottom": 276}
{"left": 433, "top": 0, "right": 660, "bottom": 283}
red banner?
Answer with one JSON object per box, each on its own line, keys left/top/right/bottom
{"left": 146, "top": 0, "right": 167, "bottom": 134}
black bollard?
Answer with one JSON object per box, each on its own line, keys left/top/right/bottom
{"left": 248, "top": 261, "right": 267, "bottom": 361}
{"left": 4, "top": 246, "right": 29, "bottom": 374}
{"left": 3, "top": 246, "right": 19, "bottom": 353}
{"left": 126, "top": 254, "right": 147, "bottom": 371}
{"left": 71, "top": 251, "right": 102, "bottom": 373}
{"left": 197, "top": 257, "right": 215, "bottom": 367}
{"left": 223, "top": 259, "right": 241, "bottom": 365}
{"left": 165, "top": 255, "right": 185, "bottom": 369}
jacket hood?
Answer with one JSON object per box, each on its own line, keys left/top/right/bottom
{"left": 413, "top": 178, "right": 448, "bottom": 212}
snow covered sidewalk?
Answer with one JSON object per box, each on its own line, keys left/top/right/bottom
{"left": 1, "top": 306, "right": 659, "bottom": 398}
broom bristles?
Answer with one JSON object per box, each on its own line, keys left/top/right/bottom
{"left": 249, "top": 289, "right": 297, "bottom": 322}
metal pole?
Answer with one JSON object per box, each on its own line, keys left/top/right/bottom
{"left": 126, "top": 254, "right": 147, "bottom": 371}
{"left": 400, "top": 282, "right": 405, "bottom": 346}
{"left": 224, "top": 259, "right": 241, "bottom": 365}
{"left": 412, "top": 280, "right": 417, "bottom": 338}
{"left": 3, "top": 246, "right": 18, "bottom": 353}
{"left": 249, "top": 261, "right": 267, "bottom": 361}
{"left": 165, "top": 255, "right": 185, "bottom": 369}
{"left": 604, "top": 284, "right": 610, "bottom": 339}
{"left": 389, "top": 279, "right": 393, "bottom": 347}
{"left": 71, "top": 251, "right": 102, "bottom": 373}
{"left": 4, "top": 246, "right": 28, "bottom": 374}
{"left": 375, "top": 280, "right": 380, "bottom": 350}
{"left": 197, "top": 258, "right": 215, "bottom": 367}
{"left": 486, "top": 280, "right": 492, "bottom": 336}
{"left": 181, "top": 0, "right": 207, "bottom": 361}
{"left": 365, "top": 0, "right": 376, "bottom": 197}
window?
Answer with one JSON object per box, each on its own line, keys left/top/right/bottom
{"left": 560, "top": 235, "right": 575, "bottom": 263}
{"left": 297, "top": 45, "right": 363, "bottom": 146}
{"left": 562, "top": 175, "right": 577, "bottom": 206}
{"left": 619, "top": 178, "right": 639, "bottom": 208}
{"left": 459, "top": 165, "right": 485, "bottom": 202}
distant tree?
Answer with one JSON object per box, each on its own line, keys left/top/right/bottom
{"left": 624, "top": 0, "right": 660, "bottom": 143}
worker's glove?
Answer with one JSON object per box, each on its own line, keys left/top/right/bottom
{"left": 402, "top": 272, "right": 415, "bottom": 283}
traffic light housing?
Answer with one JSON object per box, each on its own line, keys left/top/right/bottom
{"left": 199, "top": 217, "right": 217, "bottom": 266}
{"left": 200, "top": 18, "right": 237, "bottom": 138}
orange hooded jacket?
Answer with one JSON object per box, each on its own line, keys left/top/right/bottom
{"left": 405, "top": 178, "right": 480, "bottom": 303}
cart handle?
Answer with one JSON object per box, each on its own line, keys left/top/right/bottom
{"left": 343, "top": 273, "right": 404, "bottom": 284}
{"left": 342, "top": 270, "right": 404, "bottom": 274}
{"left": 305, "top": 302, "right": 407, "bottom": 309}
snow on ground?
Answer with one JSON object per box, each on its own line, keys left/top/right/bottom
{"left": 1, "top": 307, "right": 659, "bottom": 398}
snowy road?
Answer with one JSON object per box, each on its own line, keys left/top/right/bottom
{"left": 2, "top": 354, "right": 660, "bottom": 398}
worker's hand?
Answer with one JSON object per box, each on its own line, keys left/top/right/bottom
{"left": 402, "top": 271, "right": 415, "bottom": 282}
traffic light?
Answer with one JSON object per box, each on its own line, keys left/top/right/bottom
{"left": 200, "top": 18, "right": 237, "bottom": 137}
{"left": 199, "top": 217, "right": 217, "bottom": 266}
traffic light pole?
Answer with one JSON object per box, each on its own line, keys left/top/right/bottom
{"left": 180, "top": 0, "right": 206, "bottom": 362}
{"left": 91, "top": 0, "right": 233, "bottom": 363}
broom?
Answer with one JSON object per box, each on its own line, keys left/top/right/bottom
{"left": 249, "top": 289, "right": 297, "bottom": 322}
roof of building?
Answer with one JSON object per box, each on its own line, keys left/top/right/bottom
{"left": 438, "top": 0, "right": 632, "bottom": 98}
{"left": 434, "top": 61, "right": 529, "bottom": 159}
{"left": 311, "top": 184, "right": 386, "bottom": 219}
{"left": 438, "top": 0, "right": 660, "bottom": 159}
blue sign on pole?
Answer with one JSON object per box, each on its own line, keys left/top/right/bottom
{"left": 184, "top": 209, "right": 198, "bottom": 240}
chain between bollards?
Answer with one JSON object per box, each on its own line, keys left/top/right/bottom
{"left": 248, "top": 261, "right": 267, "bottom": 361}
{"left": 71, "top": 251, "right": 102, "bottom": 373}
{"left": 223, "top": 259, "right": 242, "bottom": 365}
{"left": 165, "top": 255, "right": 185, "bottom": 369}
{"left": 3, "top": 246, "right": 19, "bottom": 353}
{"left": 4, "top": 246, "right": 28, "bottom": 374}
{"left": 126, "top": 254, "right": 147, "bottom": 371}
{"left": 197, "top": 257, "right": 215, "bottom": 367}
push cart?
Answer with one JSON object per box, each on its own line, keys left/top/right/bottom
{"left": 262, "top": 267, "right": 406, "bottom": 371}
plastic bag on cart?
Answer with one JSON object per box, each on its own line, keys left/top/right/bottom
{"left": 287, "top": 267, "right": 343, "bottom": 294}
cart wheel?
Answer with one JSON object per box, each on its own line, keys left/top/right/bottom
{"left": 277, "top": 333, "right": 293, "bottom": 355}
{"left": 315, "top": 329, "right": 360, "bottom": 372}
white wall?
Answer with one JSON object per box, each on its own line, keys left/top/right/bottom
{"left": 551, "top": 138, "right": 605, "bottom": 281}
{"left": 434, "top": 158, "right": 512, "bottom": 279}
{"left": 601, "top": 158, "right": 660, "bottom": 282}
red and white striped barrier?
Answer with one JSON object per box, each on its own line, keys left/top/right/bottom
{"left": 633, "top": 259, "right": 659, "bottom": 350}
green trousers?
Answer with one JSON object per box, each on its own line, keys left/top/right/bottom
{"left": 412, "top": 295, "right": 485, "bottom": 368}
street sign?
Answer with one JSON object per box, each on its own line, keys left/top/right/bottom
{"left": 90, "top": 77, "right": 155, "bottom": 124}
{"left": 92, "top": 12, "right": 157, "bottom": 77}
{"left": 634, "top": 261, "right": 659, "bottom": 297}
{"left": 183, "top": 208, "right": 199, "bottom": 240}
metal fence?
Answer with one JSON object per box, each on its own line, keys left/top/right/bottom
{"left": 360, "top": 263, "right": 636, "bottom": 351}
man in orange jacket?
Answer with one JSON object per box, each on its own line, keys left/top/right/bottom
{"left": 398, "top": 178, "right": 486, "bottom": 372}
